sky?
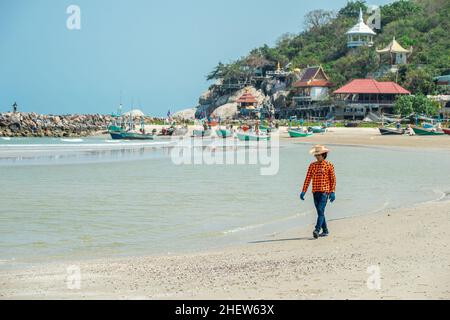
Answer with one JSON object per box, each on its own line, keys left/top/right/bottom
{"left": 0, "top": 0, "right": 394, "bottom": 116}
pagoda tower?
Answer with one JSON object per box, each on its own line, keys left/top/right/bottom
{"left": 346, "top": 8, "right": 376, "bottom": 48}
{"left": 376, "top": 37, "right": 413, "bottom": 65}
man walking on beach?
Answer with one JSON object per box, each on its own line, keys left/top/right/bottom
{"left": 300, "top": 145, "right": 336, "bottom": 239}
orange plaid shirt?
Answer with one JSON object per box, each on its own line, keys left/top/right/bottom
{"left": 302, "top": 160, "right": 336, "bottom": 193}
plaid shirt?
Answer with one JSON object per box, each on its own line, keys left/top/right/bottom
{"left": 302, "top": 160, "right": 336, "bottom": 193}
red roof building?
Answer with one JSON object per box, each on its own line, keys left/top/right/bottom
{"left": 334, "top": 79, "right": 410, "bottom": 95}
{"left": 333, "top": 79, "right": 410, "bottom": 120}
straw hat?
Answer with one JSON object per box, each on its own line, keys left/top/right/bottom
{"left": 309, "top": 144, "right": 330, "bottom": 155}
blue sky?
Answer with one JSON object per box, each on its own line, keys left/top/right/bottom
{"left": 0, "top": 0, "right": 393, "bottom": 116}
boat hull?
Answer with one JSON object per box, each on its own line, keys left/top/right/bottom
{"left": 310, "top": 126, "right": 326, "bottom": 133}
{"left": 109, "top": 131, "right": 154, "bottom": 140}
{"left": 216, "top": 129, "right": 232, "bottom": 138}
{"left": 236, "top": 132, "right": 270, "bottom": 141}
{"left": 379, "top": 127, "right": 404, "bottom": 135}
{"left": 412, "top": 127, "right": 445, "bottom": 136}
{"left": 442, "top": 128, "right": 450, "bottom": 135}
{"left": 259, "top": 125, "right": 277, "bottom": 133}
{"left": 192, "top": 129, "right": 211, "bottom": 137}
{"left": 288, "top": 129, "right": 313, "bottom": 137}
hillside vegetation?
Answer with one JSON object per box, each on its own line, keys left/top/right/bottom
{"left": 207, "top": 0, "right": 450, "bottom": 95}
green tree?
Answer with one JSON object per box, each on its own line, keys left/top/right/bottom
{"left": 338, "top": 1, "right": 368, "bottom": 18}
{"left": 394, "top": 94, "right": 439, "bottom": 116}
{"left": 394, "top": 95, "right": 414, "bottom": 115}
{"left": 412, "top": 94, "right": 439, "bottom": 115}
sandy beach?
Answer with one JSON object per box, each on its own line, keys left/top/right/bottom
{"left": 1, "top": 198, "right": 449, "bottom": 300}
{"left": 1, "top": 127, "right": 449, "bottom": 300}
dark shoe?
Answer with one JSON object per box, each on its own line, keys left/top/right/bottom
{"left": 319, "top": 232, "right": 329, "bottom": 237}
{"left": 313, "top": 230, "right": 319, "bottom": 239}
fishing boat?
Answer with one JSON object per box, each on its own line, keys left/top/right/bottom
{"left": 236, "top": 131, "right": 270, "bottom": 141}
{"left": 109, "top": 130, "right": 154, "bottom": 140}
{"left": 378, "top": 127, "right": 404, "bottom": 135}
{"left": 288, "top": 128, "right": 313, "bottom": 138}
{"left": 192, "top": 129, "right": 211, "bottom": 137}
{"left": 259, "top": 125, "right": 278, "bottom": 133}
{"left": 310, "top": 126, "right": 326, "bottom": 133}
{"left": 412, "top": 127, "right": 445, "bottom": 136}
{"left": 442, "top": 128, "right": 450, "bottom": 135}
{"left": 108, "top": 124, "right": 122, "bottom": 132}
{"left": 216, "top": 128, "right": 232, "bottom": 138}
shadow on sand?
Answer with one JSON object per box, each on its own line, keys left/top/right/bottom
{"left": 248, "top": 237, "right": 315, "bottom": 244}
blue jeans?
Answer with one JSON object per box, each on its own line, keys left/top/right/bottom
{"left": 313, "top": 192, "right": 329, "bottom": 233}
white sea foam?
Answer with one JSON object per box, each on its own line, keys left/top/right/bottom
{"left": 60, "top": 138, "right": 83, "bottom": 142}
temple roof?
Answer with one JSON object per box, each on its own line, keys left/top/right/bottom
{"left": 376, "top": 37, "right": 412, "bottom": 54}
{"left": 334, "top": 79, "right": 410, "bottom": 94}
{"left": 237, "top": 91, "right": 257, "bottom": 103}
{"left": 346, "top": 8, "right": 376, "bottom": 36}
{"left": 292, "top": 66, "right": 332, "bottom": 88}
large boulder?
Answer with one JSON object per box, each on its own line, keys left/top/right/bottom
{"left": 272, "top": 90, "right": 290, "bottom": 109}
{"left": 211, "top": 102, "right": 238, "bottom": 119}
{"left": 212, "top": 94, "right": 231, "bottom": 108}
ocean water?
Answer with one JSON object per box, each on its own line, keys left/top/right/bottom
{"left": 1, "top": 135, "right": 449, "bottom": 269}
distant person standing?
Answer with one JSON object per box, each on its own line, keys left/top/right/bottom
{"left": 300, "top": 145, "right": 336, "bottom": 239}
{"left": 12, "top": 102, "right": 18, "bottom": 113}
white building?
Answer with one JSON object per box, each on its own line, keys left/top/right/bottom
{"left": 346, "top": 8, "right": 376, "bottom": 48}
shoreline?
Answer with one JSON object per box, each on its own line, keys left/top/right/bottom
{"left": 1, "top": 197, "right": 449, "bottom": 299}
{"left": 2, "top": 126, "right": 450, "bottom": 150}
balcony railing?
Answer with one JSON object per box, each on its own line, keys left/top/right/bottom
{"left": 337, "top": 100, "right": 395, "bottom": 105}
{"left": 347, "top": 40, "right": 374, "bottom": 48}
{"left": 292, "top": 96, "right": 312, "bottom": 101}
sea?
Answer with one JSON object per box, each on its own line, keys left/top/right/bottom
{"left": 1, "top": 135, "right": 449, "bottom": 269}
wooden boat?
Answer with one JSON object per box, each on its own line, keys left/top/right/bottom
{"left": 110, "top": 130, "right": 154, "bottom": 140}
{"left": 412, "top": 127, "right": 445, "bottom": 136}
{"left": 288, "top": 128, "right": 313, "bottom": 137}
{"left": 310, "top": 126, "right": 326, "bottom": 133}
{"left": 192, "top": 129, "right": 211, "bottom": 137}
{"left": 259, "top": 125, "right": 278, "bottom": 133}
{"left": 442, "top": 128, "right": 450, "bottom": 135}
{"left": 236, "top": 132, "right": 270, "bottom": 141}
{"left": 379, "top": 127, "right": 404, "bottom": 135}
{"left": 216, "top": 129, "right": 232, "bottom": 138}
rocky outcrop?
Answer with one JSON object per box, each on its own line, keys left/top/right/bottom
{"left": 172, "top": 108, "right": 197, "bottom": 120}
{"left": 0, "top": 112, "right": 114, "bottom": 137}
{"left": 193, "top": 86, "right": 269, "bottom": 120}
